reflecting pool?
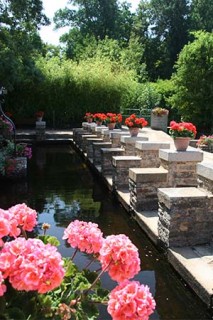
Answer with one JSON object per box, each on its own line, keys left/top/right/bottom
{"left": 0, "top": 144, "right": 211, "bottom": 320}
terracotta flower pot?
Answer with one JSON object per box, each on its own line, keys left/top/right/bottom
{"left": 174, "top": 137, "right": 191, "bottom": 151}
{"left": 107, "top": 123, "right": 116, "bottom": 130}
{"left": 129, "top": 127, "right": 140, "bottom": 137}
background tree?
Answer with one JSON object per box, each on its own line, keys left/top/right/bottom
{"left": 170, "top": 32, "right": 213, "bottom": 135}
{"left": 190, "top": 0, "right": 213, "bottom": 32}
{"left": 0, "top": 0, "right": 49, "bottom": 89}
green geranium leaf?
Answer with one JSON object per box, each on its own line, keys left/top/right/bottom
{"left": 81, "top": 300, "right": 99, "bottom": 320}
{"left": 82, "top": 269, "right": 100, "bottom": 286}
{"left": 38, "top": 235, "right": 60, "bottom": 247}
{"left": 7, "top": 307, "right": 27, "bottom": 319}
{"left": 63, "top": 259, "right": 78, "bottom": 277}
{"left": 73, "top": 273, "right": 91, "bottom": 291}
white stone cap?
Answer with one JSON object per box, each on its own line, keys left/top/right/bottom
{"left": 120, "top": 136, "right": 148, "bottom": 143}
{"left": 109, "top": 131, "right": 130, "bottom": 138}
{"left": 197, "top": 162, "right": 213, "bottom": 181}
{"left": 135, "top": 141, "right": 170, "bottom": 150}
{"left": 82, "top": 134, "right": 97, "bottom": 139}
{"left": 103, "top": 129, "right": 121, "bottom": 136}
{"left": 95, "top": 126, "right": 107, "bottom": 132}
{"left": 159, "top": 149, "right": 203, "bottom": 162}
{"left": 158, "top": 187, "right": 207, "bottom": 199}
{"left": 112, "top": 155, "right": 141, "bottom": 161}
{"left": 36, "top": 121, "right": 46, "bottom": 127}
{"left": 129, "top": 167, "right": 168, "bottom": 182}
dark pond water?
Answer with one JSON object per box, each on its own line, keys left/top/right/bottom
{"left": 0, "top": 144, "right": 212, "bottom": 320}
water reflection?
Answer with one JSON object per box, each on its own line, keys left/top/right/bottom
{"left": 0, "top": 144, "right": 211, "bottom": 320}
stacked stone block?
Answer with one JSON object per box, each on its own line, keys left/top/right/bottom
{"left": 101, "top": 148, "right": 125, "bottom": 176}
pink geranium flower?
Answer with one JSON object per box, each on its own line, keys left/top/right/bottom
{"left": 99, "top": 234, "right": 140, "bottom": 282}
{"left": 0, "top": 238, "right": 65, "bottom": 294}
{"left": 9, "top": 203, "right": 37, "bottom": 232}
{"left": 108, "top": 280, "right": 156, "bottom": 320}
{"left": 63, "top": 220, "right": 103, "bottom": 254}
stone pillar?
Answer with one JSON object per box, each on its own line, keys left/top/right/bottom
{"left": 157, "top": 187, "right": 212, "bottom": 247}
{"left": 93, "top": 142, "right": 112, "bottom": 166}
{"left": 86, "top": 138, "right": 104, "bottom": 159}
{"left": 102, "top": 129, "right": 121, "bottom": 142}
{"left": 135, "top": 142, "right": 170, "bottom": 167}
{"left": 101, "top": 148, "right": 125, "bottom": 176}
{"left": 81, "top": 134, "right": 97, "bottom": 152}
{"left": 36, "top": 121, "right": 46, "bottom": 141}
{"left": 129, "top": 167, "right": 168, "bottom": 211}
{"left": 74, "top": 131, "right": 91, "bottom": 148}
{"left": 73, "top": 128, "right": 86, "bottom": 144}
{"left": 109, "top": 131, "right": 130, "bottom": 147}
{"left": 82, "top": 122, "right": 89, "bottom": 130}
{"left": 112, "top": 156, "right": 141, "bottom": 190}
{"left": 159, "top": 149, "right": 203, "bottom": 187}
{"left": 94, "top": 126, "right": 107, "bottom": 137}
{"left": 197, "top": 162, "right": 213, "bottom": 193}
{"left": 121, "top": 136, "right": 149, "bottom": 155}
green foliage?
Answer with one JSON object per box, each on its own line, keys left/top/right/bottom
{"left": 7, "top": 56, "right": 136, "bottom": 126}
{"left": 170, "top": 31, "right": 213, "bottom": 134}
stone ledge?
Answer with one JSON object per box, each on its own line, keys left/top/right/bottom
{"left": 168, "top": 247, "right": 213, "bottom": 308}
{"left": 101, "top": 147, "right": 124, "bottom": 153}
{"left": 129, "top": 167, "right": 168, "bottom": 183}
{"left": 158, "top": 187, "right": 208, "bottom": 200}
{"left": 197, "top": 162, "right": 213, "bottom": 181}
{"left": 120, "top": 136, "right": 148, "bottom": 143}
{"left": 109, "top": 131, "right": 130, "bottom": 138}
{"left": 112, "top": 156, "right": 141, "bottom": 167}
{"left": 135, "top": 141, "right": 170, "bottom": 150}
{"left": 159, "top": 149, "right": 203, "bottom": 162}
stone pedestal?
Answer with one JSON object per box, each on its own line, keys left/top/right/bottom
{"left": 94, "top": 126, "right": 108, "bottom": 137}
{"left": 101, "top": 148, "right": 125, "bottom": 176}
{"left": 129, "top": 167, "right": 168, "bottom": 211}
{"left": 36, "top": 121, "right": 46, "bottom": 141}
{"left": 112, "top": 156, "right": 141, "bottom": 190}
{"left": 81, "top": 134, "right": 97, "bottom": 152}
{"left": 102, "top": 129, "right": 122, "bottom": 142}
{"left": 93, "top": 142, "right": 112, "bottom": 166}
{"left": 109, "top": 131, "right": 130, "bottom": 147}
{"left": 197, "top": 162, "right": 213, "bottom": 193}
{"left": 159, "top": 149, "right": 203, "bottom": 187}
{"left": 135, "top": 141, "right": 170, "bottom": 167}
{"left": 157, "top": 187, "right": 212, "bottom": 247}
{"left": 121, "top": 136, "right": 149, "bottom": 155}
{"left": 86, "top": 138, "right": 104, "bottom": 159}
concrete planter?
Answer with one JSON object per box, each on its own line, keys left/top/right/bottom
{"left": 151, "top": 113, "right": 168, "bottom": 132}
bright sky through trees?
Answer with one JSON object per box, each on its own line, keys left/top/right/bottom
{"left": 40, "top": 0, "right": 141, "bottom": 45}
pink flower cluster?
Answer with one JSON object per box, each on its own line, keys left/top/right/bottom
{"left": 63, "top": 220, "right": 103, "bottom": 254}
{"left": 99, "top": 234, "right": 140, "bottom": 282}
{"left": 63, "top": 221, "right": 155, "bottom": 319}
{"left": 108, "top": 280, "right": 156, "bottom": 320}
{"left": 0, "top": 203, "right": 37, "bottom": 242}
{"left": 0, "top": 237, "right": 65, "bottom": 294}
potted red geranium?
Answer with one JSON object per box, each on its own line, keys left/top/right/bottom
{"left": 125, "top": 114, "right": 148, "bottom": 137}
{"left": 105, "top": 113, "right": 122, "bottom": 130}
{"left": 93, "top": 113, "right": 107, "bottom": 125}
{"left": 169, "top": 121, "right": 197, "bottom": 151}
{"left": 84, "top": 112, "right": 93, "bottom": 123}
{"left": 35, "top": 111, "right": 44, "bottom": 122}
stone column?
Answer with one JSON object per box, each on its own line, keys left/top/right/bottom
{"left": 109, "top": 131, "right": 130, "bottom": 147}
{"left": 112, "top": 156, "right": 141, "bottom": 190}
{"left": 36, "top": 121, "right": 46, "bottom": 141}
{"left": 101, "top": 148, "right": 125, "bottom": 176}
{"left": 197, "top": 162, "right": 213, "bottom": 193}
{"left": 86, "top": 138, "right": 104, "bottom": 159}
{"left": 159, "top": 149, "right": 203, "bottom": 187}
{"left": 121, "top": 136, "right": 149, "bottom": 155}
{"left": 135, "top": 142, "right": 170, "bottom": 167}
{"left": 81, "top": 134, "right": 97, "bottom": 152}
{"left": 129, "top": 167, "right": 168, "bottom": 211}
{"left": 157, "top": 187, "right": 212, "bottom": 247}
{"left": 93, "top": 142, "right": 112, "bottom": 166}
